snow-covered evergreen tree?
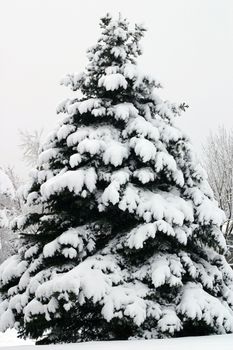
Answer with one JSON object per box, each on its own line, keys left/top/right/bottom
{"left": 1, "top": 14, "right": 233, "bottom": 344}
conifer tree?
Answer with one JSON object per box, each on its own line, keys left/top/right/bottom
{"left": 1, "top": 14, "right": 233, "bottom": 344}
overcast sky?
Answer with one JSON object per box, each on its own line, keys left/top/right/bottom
{"left": 0, "top": 0, "right": 233, "bottom": 177}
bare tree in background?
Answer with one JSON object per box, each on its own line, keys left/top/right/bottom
{"left": 0, "top": 169, "right": 20, "bottom": 263}
{"left": 203, "top": 126, "right": 233, "bottom": 262}
{"left": 0, "top": 129, "right": 43, "bottom": 263}
{"left": 3, "top": 166, "right": 21, "bottom": 192}
{"left": 0, "top": 130, "right": 42, "bottom": 263}
{"left": 19, "top": 129, "right": 43, "bottom": 167}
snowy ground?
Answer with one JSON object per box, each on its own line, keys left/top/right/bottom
{"left": 1, "top": 333, "right": 233, "bottom": 350}
{"left": 0, "top": 330, "right": 33, "bottom": 347}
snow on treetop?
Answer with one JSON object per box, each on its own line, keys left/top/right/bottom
{"left": 98, "top": 73, "right": 128, "bottom": 91}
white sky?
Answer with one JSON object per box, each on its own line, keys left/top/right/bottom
{"left": 0, "top": 0, "right": 233, "bottom": 177}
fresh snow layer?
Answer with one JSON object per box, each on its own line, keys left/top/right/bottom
{"left": 1, "top": 334, "right": 233, "bottom": 349}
